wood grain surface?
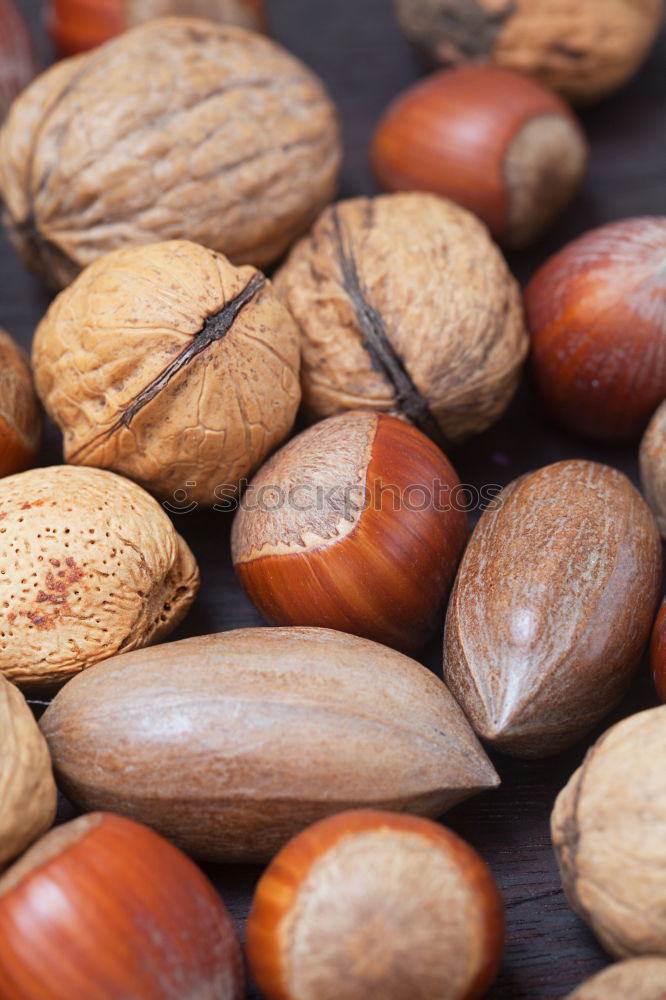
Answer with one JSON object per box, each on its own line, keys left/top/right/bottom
{"left": 5, "top": 1, "right": 666, "bottom": 996}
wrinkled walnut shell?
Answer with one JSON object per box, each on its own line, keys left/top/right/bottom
{"left": 0, "top": 17, "right": 341, "bottom": 288}
{"left": 640, "top": 400, "right": 666, "bottom": 538}
{"left": 0, "top": 465, "right": 199, "bottom": 689}
{"left": 565, "top": 957, "right": 666, "bottom": 999}
{"left": 394, "top": 0, "right": 663, "bottom": 104}
{"left": 552, "top": 706, "right": 666, "bottom": 959}
{"left": 0, "top": 675, "right": 57, "bottom": 868}
{"left": 274, "top": 192, "right": 528, "bottom": 445}
{"left": 0, "top": 328, "right": 41, "bottom": 478}
{"left": 32, "top": 240, "right": 301, "bottom": 503}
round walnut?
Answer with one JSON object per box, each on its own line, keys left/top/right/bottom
{"left": 0, "top": 17, "right": 341, "bottom": 289}
{"left": 640, "top": 400, "right": 666, "bottom": 539}
{"left": 0, "top": 329, "right": 41, "bottom": 478}
{"left": 0, "top": 465, "right": 199, "bottom": 689}
{"left": 564, "top": 958, "right": 666, "bottom": 1000}
{"left": 393, "top": 0, "right": 664, "bottom": 104}
{"left": 0, "top": 675, "right": 57, "bottom": 869}
{"left": 32, "top": 241, "right": 301, "bottom": 504}
{"left": 552, "top": 706, "right": 666, "bottom": 959}
{"left": 273, "top": 193, "right": 528, "bottom": 445}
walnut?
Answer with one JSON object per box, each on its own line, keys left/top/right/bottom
{"left": 0, "top": 328, "right": 41, "bottom": 478}
{"left": 0, "top": 464, "right": 199, "bottom": 689}
{"left": 32, "top": 240, "right": 300, "bottom": 504}
{"left": 565, "top": 958, "right": 666, "bottom": 999}
{"left": 640, "top": 400, "right": 666, "bottom": 539}
{"left": 552, "top": 707, "right": 666, "bottom": 959}
{"left": 394, "top": 0, "right": 663, "bottom": 104}
{"left": 0, "top": 674, "right": 57, "bottom": 868}
{"left": 0, "top": 17, "right": 341, "bottom": 289}
{"left": 273, "top": 192, "right": 528, "bottom": 446}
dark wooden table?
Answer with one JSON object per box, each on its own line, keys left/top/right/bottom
{"left": 6, "top": 1, "right": 666, "bottom": 996}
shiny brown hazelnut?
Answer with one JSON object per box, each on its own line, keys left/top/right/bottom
{"left": 0, "top": 328, "right": 41, "bottom": 478}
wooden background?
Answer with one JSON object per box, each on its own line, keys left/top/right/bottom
{"left": 5, "top": 1, "right": 666, "bottom": 996}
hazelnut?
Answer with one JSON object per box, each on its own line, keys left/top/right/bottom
{"left": 32, "top": 240, "right": 301, "bottom": 503}
{"left": 0, "top": 464, "right": 199, "bottom": 689}
{"left": 0, "top": 17, "right": 341, "bottom": 288}
{"left": 564, "top": 957, "right": 666, "bottom": 1000}
{"left": 231, "top": 411, "right": 468, "bottom": 653}
{"left": 40, "top": 627, "right": 500, "bottom": 862}
{"left": 650, "top": 598, "right": 666, "bottom": 703}
{"left": 274, "top": 192, "right": 528, "bottom": 444}
{"left": 0, "top": 674, "right": 57, "bottom": 869}
{"left": 0, "top": 328, "right": 41, "bottom": 478}
{"left": 445, "top": 460, "right": 662, "bottom": 758}
{"left": 394, "top": 0, "right": 664, "bottom": 104}
{"left": 526, "top": 217, "right": 666, "bottom": 442}
{"left": 640, "top": 399, "right": 666, "bottom": 538}
{"left": 552, "top": 706, "right": 666, "bottom": 958}
{"left": 0, "top": 0, "right": 38, "bottom": 121}
{"left": 372, "top": 66, "right": 587, "bottom": 248}
{"left": 0, "top": 813, "right": 244, "bottom": 1000}
{"left": 247, "top": 809, "right": 504, "bottom": 1000}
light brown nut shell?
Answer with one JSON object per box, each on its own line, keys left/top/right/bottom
{"left": 640, "top": 400, "right": 666, "bottom": 538}
{"left": 0, "top": 675, "right": 57, "bottom": 868}
{"left": 32, "top": 240, "right": 301, "bottom": 504}
{"left": 273, "top": 192, "right": 528, "bottom": 445}
{"left": 444, "top": 460, "right": 662, "bottom": 758}
{"left": 0, "top": 17, "right": 341, "bottom": 289}
{"left": 552, "top": 707, "right": 666, "bottom": 959}
{"left": 39, "top": 626, "right": 500, "bottom": 862}
{"left": 0, "top": 328, "right": 41, "bottom": 477}
{"left": 394, "top": 0, "right": 663, "bottom": 104}
{"left": 0, "top": 465, "right": 199, "bottom": 689}
{"left": 564, "top": 957, "right": 666, "bottom": 999}
{"left": 126, "top": 0, "right": 264, "bottom": 32}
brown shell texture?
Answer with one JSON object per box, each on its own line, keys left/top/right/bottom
{"left": 127, "top": 0, "right": 264, "bottom": 32}
{"left": 444, "top": 460, "right": 662, "bottom": 758}
{"left": 552, "top": 707, "right": 666, "bottom": 959}
{"left": 273, "top": 192, "right": 528, "bottom": 446}
{"left": 564, "top": 957, "right": 666, "bottom": 1000}
{"left": 640, "top": 399, "right": 666, "bottom": 539}
{"left": 0, "top": 465, "right": 199, "bottom": 688}
{"left": 0, "top": 674, "right": 57, "bottom": 869}
{"left": 39, "top": 627, "right": 500, "bottom": 862}
{"left": 0, "top": 17, "right": 341, "bottom": 289}
{"left": 0, "top": 327, "right": 41, "bottom": 475}
{"left": 32, "top": 240, "right": 301, "bottom": 504}
{"left": 393, "top": 0, "right": 663, "bottom": 103}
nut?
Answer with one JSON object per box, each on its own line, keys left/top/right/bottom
{"left": 0, "top": 0, "right": 38, "bottom": 121}
{"left": 0, "top": 17, "right": 341, "bottom": 288}
{"left": 40, "top": 626, "right": 500, "bottom": 862}
{"left": 0, "top": 464, "right": 199, "bottom": 689}
{"left": 526, "top": 217, "right": 666, "bottom": 442}
{"left": 0, "top": 813, "right": 244, "bottom": 1000}
{"left": 372, "top": 66, "right": 587, "bottom": 248}
{"left": 274, "top": 192, "right": 528, "bottom": 444}
{"left": 247, "top": 810, "right": 504, "bottom": 1000}
{"left": 640, "top": 400, "right": 666, "bottom": 537}
{"left": 564, "top": 958, "right": 666, "bottom": 999}
{"left": 32, "top": 240, "right": 301, "bottom": 503}
{"left": 552, "top": 706, "right": 666, "bottom": 958}
{"left": 650, "top": 598, "right": 666, "bottom": 702}
{"left": 0, "top": 675, "right": 57, "bottom": 869}
{"left": 394, "top": 0, "right": 663, "bottom": 104}
{"left": 0, "top": 328, "right": 41, "bottom": 477}
{"left": 444, "top": 460, "right": 662, "bottom": 758}
{"left": 231, "top": 411, "right": 468, "bottom": 652}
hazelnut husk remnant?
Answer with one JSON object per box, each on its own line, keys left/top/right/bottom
{"left": 0, "top": 675, "right": 57, "bottom": 869}
{"left": 274, "top": 192, "right": 528, "bottom": 445}
{"left": 0, "top": 328, "right": 41, "bottom": 478}
{"left": 32, "top": 240, "right": 301, "bottom": 503}
{"left": 552, "top": 707, "right": 666, "bottom": 959}
{"left": 0, "top": 17, "right": 341, "bottom": 289}
{"left": 394, "top": 0, "right": 664, "bottom": 104}
{"left": 641, "top": 400, "right": 666, "bottom": 538}
{"left": 564, "top": 957, "right": 666, "bottom": 999}
{"left": 0, "top": 465, "right": 199, "bottom": 689}
{"left": 247, "top": 810, "right": 504, "bottom": 1000}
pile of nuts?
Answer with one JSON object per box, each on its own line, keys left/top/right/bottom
{"left": 0, "top": 3, "right": 664, "bottom": 998}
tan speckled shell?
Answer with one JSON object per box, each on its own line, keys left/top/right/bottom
{"left": 0, "top": 17, "right": 341, "bottom": 289}
{"left": 640, "top": 400, "right": 666, "bottom": 538}
{"left": 0, "top": 675, "right": 57, "bottom": 868}
{"left": 394, "top": 0, "right": 663, "bottom": 104}
{"left": 552, "top": 707, "right": 666, "bottom": 959}
{"left": 0, "top": 465, "right": 199, "bottom": 688}
{"left": 32, "top": 240, "right": 301, "bottom": 504}
{"left": 0, "top": 328, "right": 41, "bottom": 477}
{"left": 273, "top": 193, "right": 527, "bottom": 444}
{"left": 564, "top": 957, "right": 666, "bottom": 999}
